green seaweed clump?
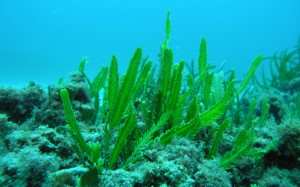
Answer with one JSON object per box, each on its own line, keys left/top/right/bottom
{"left": 59, "top": 11, "right": 276, "bottom": 187}
{"left": 255, "top": 38, "right": 300, "bottom": 93}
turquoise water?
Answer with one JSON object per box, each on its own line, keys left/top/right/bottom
{"left": 0, "top": 0, "right": 299, "bottom": 86}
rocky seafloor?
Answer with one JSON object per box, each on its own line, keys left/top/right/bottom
{"left": 0, "top": 70, "right": 299, "bottom": 187}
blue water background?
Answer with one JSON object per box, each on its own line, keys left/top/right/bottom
{"left": 0, "top": 0, "right": 299, "bottom": 87}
